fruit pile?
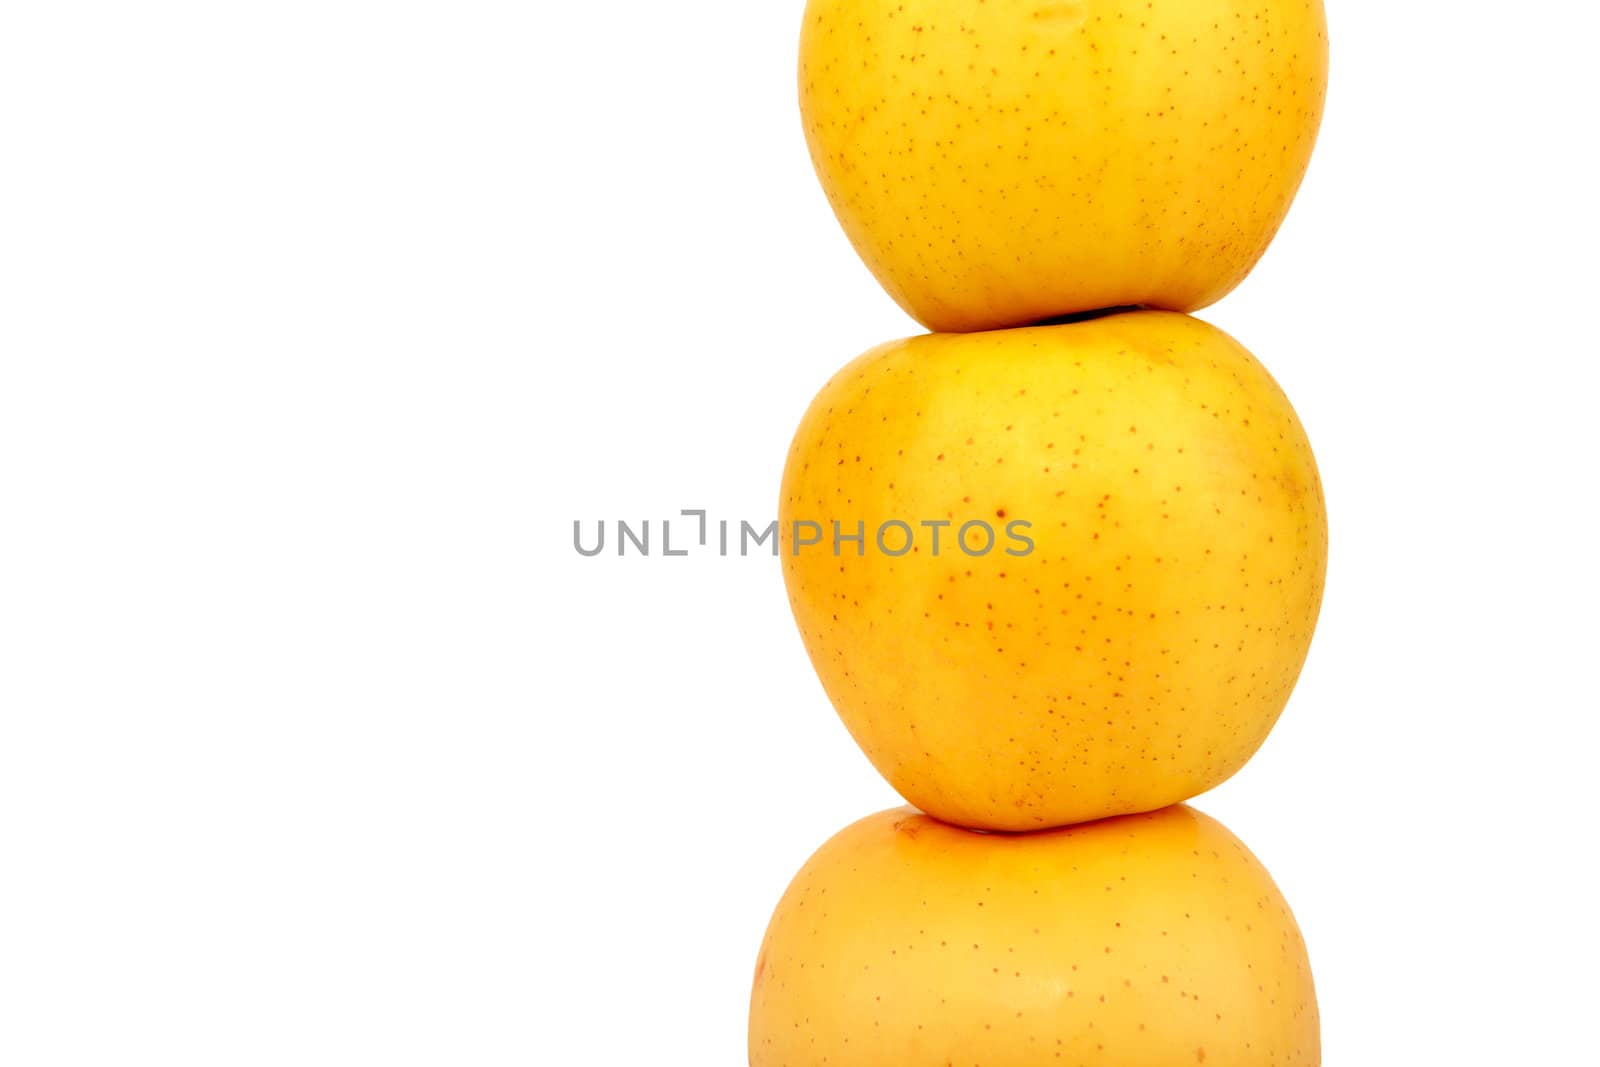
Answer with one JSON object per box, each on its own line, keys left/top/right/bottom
{"left": 751, "top": 1, "right": 1329, "bottom": 1064}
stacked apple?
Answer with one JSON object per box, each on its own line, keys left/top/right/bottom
{"left": 751, "top": 1, "right": 1329, "bottom": 1065}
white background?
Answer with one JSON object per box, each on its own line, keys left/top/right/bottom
{"left": 2, "top": 2, "right": 1597, "bottom": 1063}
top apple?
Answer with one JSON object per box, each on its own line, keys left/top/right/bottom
{"left": 799, "top": 0, "right": 1328, "bottom": 332}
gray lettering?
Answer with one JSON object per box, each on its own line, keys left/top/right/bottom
{"left": 573, "top": 520, "right": 605, "bottom": 557}
{"left": 618, "top": 519, "right": 649, "bottom": 556}
{"left": 791, "top": 520, "right": 823, "bottom": 556}
{"left": 834, "top": 520, "right": 866, "bottom": 557}
{"left": 876, "top": 520, "right": 914, "bottom": 557}
{"left": 1005, "top": 520, "right": 1035, "bottom": 557}
{"left": 662, "top": 520, "right": 688, "bottom": 557}
{"left": 681, "top": 509, "right": 708, "bottom": 545}
{"left": 742, "top": 520, "right": 779, "bottom": 556}
{"left": 958, "top": 520, "right": 995, "bottom": 557}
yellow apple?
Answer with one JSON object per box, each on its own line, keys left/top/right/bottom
{"left": 780, "top": 310, "right": 1325, "bottom": 830}
{"left": 750, "top": 804, "right": 1319, "bottom": 1066}
{"left": 799, "top": 0, "right": 1328, "bottom": 331}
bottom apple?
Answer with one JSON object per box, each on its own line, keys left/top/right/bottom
{"left": 749, "top": 805, "right": 1318, "bottom": 1066}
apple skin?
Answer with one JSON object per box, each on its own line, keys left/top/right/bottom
{"left": 799, "top": 0, "right": 1328, "bottom": 331}
{"left": 750, "top": 804, "right": 1319, "bottom": 1067}
{"left": 779, "top": 311, "right": 1326, "bottom": 831}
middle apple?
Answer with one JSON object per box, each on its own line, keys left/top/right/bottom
{"left": 781, "top": 310, "right": 1326, "bottom": 830}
